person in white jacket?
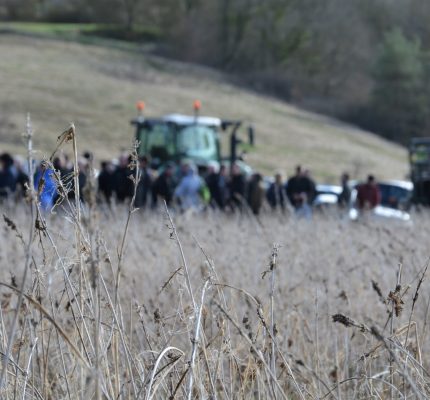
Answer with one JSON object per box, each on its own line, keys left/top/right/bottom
{"left": 174, "top": 162, "right": 202, "bottom": 211}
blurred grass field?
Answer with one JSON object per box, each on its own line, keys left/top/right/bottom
{"left": 1, "top": 205, "right": 429, "bottom": 398}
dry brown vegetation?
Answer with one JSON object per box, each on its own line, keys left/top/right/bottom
{"left": 0, "top": 121, "right": 429, "bottom": 399}
{"left": 0, "top": 34, "right": 408, "bottom": 181}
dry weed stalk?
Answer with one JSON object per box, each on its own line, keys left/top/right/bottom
{"left": 262, "top": 243, "right": 280, "bottom": 397}
{"left": 164, "top": 202, "right": 196, "bottom": 310}
{"left": 0, "top": 114, "right": 36, "bottom": 390}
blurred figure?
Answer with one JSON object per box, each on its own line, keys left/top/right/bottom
{"left": 247, "top": 172, "right": 265, "bottom": 215}
{"left": 266, "top": 172, "right": 286, "bottom": 211}
{"left": 218, "top": 164, "right": 229, "bottom": 208}
{"left": 67, "top": 158, "right": 88, "bottom": 202}
{"left": 286, "top": 165, "right": 315, "bottom": 218}
{"left": 52, "top": 154, "right": 70, "bottom": 205}
{"left": 338, "top": 172, "right": 351, "bottom": 208}
{"left": 356, "top": 175, "right": 381, "bottom": 210}
{"left": 229, "top": 163, "right": 246, "bottom": 211}
{"left": 83, "top": 151, "right": 93, "bottom": 163}
{"left": 113, "top": 153, "right": 134, "bottom": 203}
{"left": 53, "top": 155, "right": 69, "bottom": 177}
{"left": 98, "top": 160, "right": 115, "bottom": 203}
{"left": 152, "top": 162, "right": 176, "bottom": 208}
{"left": 135, "top": 156, "right": 152, "bottom": 209}
{"left": 174, "top": 162, "right": 202, "bottom": 211}
{"left": 14, "top": 156, "right": 29, "bottom": 200}
{"left": 206, "top": 161, "right": 228, "bottom": 210}
{"left": 303, "top": 169, "right": 316, "bottom": 202}
{"left": 0, "top": 153, "right": 16, "bottom": 200}
{"left": 286, "top": 165, "right": 302, "bottom": 208}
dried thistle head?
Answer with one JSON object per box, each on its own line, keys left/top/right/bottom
{"left": 332, "top": 313, "right": 353, "bottom": 327}
{"left": 37, "top": 174, "right": 46, "bottom": 197}
{"left": 3, "top": 215, "right": 17, "bottom": 232}
{"left": 338, "top": 290, "right": 348, "bottom": 301}
{"left": 57, "top": 126, "right": 74, "bottom": 143}
{"left": 387, "top": 285, "right": 404, "bottom": 317}
{"left": 127, "top": 141, "right": 140, "bottom": 170}
{"left": 332, "top": 313, "right": 369, "bottom": 333}
{"left": 154, "top": 308, "right": 162, "bottom": 324}
{"left": 262, "top": 243, "right": 280, "bottom": 279}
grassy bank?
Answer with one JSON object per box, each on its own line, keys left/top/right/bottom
{"left": 0, "top": 32, "right": 408, "bottom": 181}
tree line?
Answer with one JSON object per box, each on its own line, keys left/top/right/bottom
{"left": 2, "top": 0, "right": 430, "bottom": 145}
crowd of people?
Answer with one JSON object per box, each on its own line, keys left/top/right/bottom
{"left": 0, "top": 150, "right": 384, "bottom": 216}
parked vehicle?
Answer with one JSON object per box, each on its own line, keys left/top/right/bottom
{"left": 313, "top": 184, "right": 342, "bottom": 207}
{"left": 349, "top": 180, "right": 413, "bottom": 222}
{"left": 378, "top": 180, "right": 413, "bottom": 210}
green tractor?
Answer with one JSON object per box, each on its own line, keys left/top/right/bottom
{"left": 130, "top": 101, "right": 255, "bottom": 175}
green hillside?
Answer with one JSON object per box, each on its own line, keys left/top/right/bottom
{"left": 0, "top": 33, "right": 408, "bottom": 182}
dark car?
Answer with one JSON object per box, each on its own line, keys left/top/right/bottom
{"left": 377, "top": 180, "right": 413, "bottom": 210}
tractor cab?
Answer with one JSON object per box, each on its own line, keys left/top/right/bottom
{"left": 132, "top": 114, "right": 221, "bottom": 170}
{"left": 131, "top": 101, "right": 255, "bottom": 175}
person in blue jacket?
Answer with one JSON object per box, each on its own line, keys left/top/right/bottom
{"left": 34, "top": 162, "right": 57, "bottom": 211}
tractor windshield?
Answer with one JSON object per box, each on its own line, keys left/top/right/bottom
{"left": 177, "top": 125, "right": 218, "bottom": 162}
{"left": 137, "top": 122, "right": 175, "bottom": 163}
{"left": 136, "top": 120, "right": 220, "bottom": 166}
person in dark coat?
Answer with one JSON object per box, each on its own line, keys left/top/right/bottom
{"left": 286, "top": 165, "right": 316, "bottom": 218}
{"left": 303, "top": 169, "right": 316, "bottom": 203}
{"left": 206, "top": 162, "right": 228, "bottom": 210}
{"left": 66, "top": 158, "right": 88, "bottom": 203}
{"left": 14, "top": 157, "right": 29, "bottom": 200}
{"left": 113, "top": 154, "right": 134, "bottom": 203}
{"left": 0, "top": 153, "right": 16, "bottom": 200}
{"left": 51, "top": 155, "right": 71, "bottom": 205}
{"left": 135, "top": 156, "right": 152, "bottom": 209}
{"left": 267, "top": 173, "right": 286, "bottom": 211}
{"left": 98, "top": 161, "right": 115, "bottom": 203}
{"left": 151, "top": 163, "right": 176, "bottom": 208}
{"left": 229, "top": 163, "right": 246, "bottom": 211}
{"left": 338, "top": 172, "right": 351, "bottom": 208}
{"left": 286, "top": 165, "right": 315, "bottom": 208}
{"left": 247, "top": 172, "right": 265, "bottom": 215}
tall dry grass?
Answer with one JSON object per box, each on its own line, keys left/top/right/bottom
{"left": 0, "top": 120, "right": 429, "bottom": 399}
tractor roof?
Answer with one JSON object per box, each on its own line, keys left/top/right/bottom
{"left": 162, "top": 114, "right": 222, "bottom": 127}
{"left": 131, "top": 114, "right": 240, "bottom": 129}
